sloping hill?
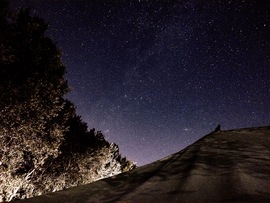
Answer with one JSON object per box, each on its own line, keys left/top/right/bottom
{"left": 13, "top": 126, "right": 270, "bottom": 203}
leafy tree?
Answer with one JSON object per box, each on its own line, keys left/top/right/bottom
{"left": 0, "top": 4, "right": 135, "bottom": 202}
{"left": 0, "top": 7, "right": 71, "bottom": 201}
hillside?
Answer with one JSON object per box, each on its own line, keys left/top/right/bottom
{"left": 13, "top": 126, "right": 270, "bottom": 203}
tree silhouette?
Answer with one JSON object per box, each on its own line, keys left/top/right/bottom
{"left": 1, "top": 7, "right": 69, "bottom": 165}
{"left": 0, "top": 5, "right": 135, "bottom": 202}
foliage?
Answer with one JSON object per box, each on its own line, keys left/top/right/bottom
{"left": 0, "top": 4, "right": 135, "bottom": 202}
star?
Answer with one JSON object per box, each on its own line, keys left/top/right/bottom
{"left": 10, "top": 0, "right": 270, "bottom": 166}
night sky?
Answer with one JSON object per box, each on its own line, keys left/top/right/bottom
{"left": 10, "top": 0, "right": 270, "bottom": 166}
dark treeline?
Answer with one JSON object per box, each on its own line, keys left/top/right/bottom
{"left": 0, "top": 1, "right": 135, "bottom": 201}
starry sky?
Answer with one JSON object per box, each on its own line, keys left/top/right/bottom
{"left": 10, "top": 0, "right": 270, "bottom": 166}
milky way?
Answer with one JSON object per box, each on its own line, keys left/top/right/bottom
{"left": 10, "top": 0, "right": 270, "bottom": 165}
